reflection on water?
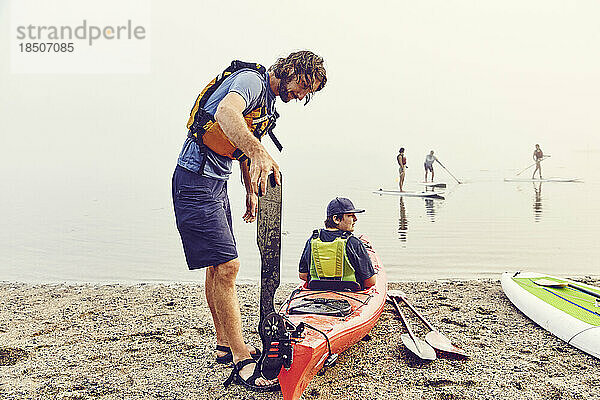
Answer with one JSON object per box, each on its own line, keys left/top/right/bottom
{"left": 424, "top": 186, "right": 445, "bottom": 222}
{"left": 533, "top": 182, "right": 543, "bottom": 222}
{"left": 399, "top": 192, "right": 445, "bottom": 241}
{"left": 398, "top": 197, "right": 408, "bottom": 242}
{"left": 424, "top": 198, "right": 437, "bottom": 222}
{"left": 425, "top": 198, "right": 435, "bottom": 221}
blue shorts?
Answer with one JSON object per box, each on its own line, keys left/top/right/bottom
{"left": 172, "top": 165, "right": 238, "bottom": 269}
{"left": 424, "top": 163, "right": 433, "bottom": 172}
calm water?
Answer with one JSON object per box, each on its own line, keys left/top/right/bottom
{"left": 1, "top": 155, "right": 598, "bottom": 284}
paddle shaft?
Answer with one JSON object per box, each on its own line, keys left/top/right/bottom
{"left": 516, "top": 156, "right": 550, "bottom": 176}
{"left": 389, "top": 296, "right": 422, "bottom": 350}
{"left": 394, "top": 294, "right": 436, "bottom": 331}
{"left": 568, "top": 283, "right": 600, "bottom": 300}
{"left": 435, "top": 160, "right": 461, "bottom": 184}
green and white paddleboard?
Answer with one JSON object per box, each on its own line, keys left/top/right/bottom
{"left": 502, "top": 271, "right": 600, "bottom": 359}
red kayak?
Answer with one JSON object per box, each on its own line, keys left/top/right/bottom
{"left": 277, "top": 235, "right": 387, "bottom": 400}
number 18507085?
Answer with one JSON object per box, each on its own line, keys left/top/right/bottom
{"left": 19, "top": 42, "right": 74, "bottom": 52}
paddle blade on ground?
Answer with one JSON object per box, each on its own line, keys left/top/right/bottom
{"left": 425, "top": 331, "right": 468, "bottom": 357}
{"left": 388, "top": 289, "right": 468, "bottom": 358}
{"left": 400, "top": 334, "right": 436, "bottom": 360}
{"left": 388, "top": 295, "right": 437, "bottom": 361}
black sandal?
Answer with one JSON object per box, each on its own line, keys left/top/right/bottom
{"left": 216, "top": 345, "right": 262, "bottom": 364}
{"left": 223, "top": 358, "right": 280, "bottom": 392}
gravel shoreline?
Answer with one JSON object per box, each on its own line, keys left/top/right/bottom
{"left": 1, "top": 278, "right": 599, "bottom": 400}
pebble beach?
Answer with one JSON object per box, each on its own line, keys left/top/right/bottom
{"left": 1, "top": 278, "right": 599, "bottom": 400}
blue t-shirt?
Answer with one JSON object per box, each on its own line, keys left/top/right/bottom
{"left": 299, "top": 229, "right": 376, "bottom": 288}
{"left": 177, "top": 69, "right": 277, "bottom": 180}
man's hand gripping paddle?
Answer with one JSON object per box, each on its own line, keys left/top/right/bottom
{"left": 256, "top": 173, "right": 295, "bottom": 380}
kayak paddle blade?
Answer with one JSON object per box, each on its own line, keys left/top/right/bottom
{"left": 425, "top": 331, "right": 468, "bottom": 357}
{"left": 389, "top": 290, "right": 467, "bottom": 357}
{"left": 400, "top": 333, "right": 436, "bottom": 361}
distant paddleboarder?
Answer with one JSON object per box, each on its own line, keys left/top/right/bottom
{"left": 532, "top": 144, "right": 544, "bottom": 179}
{"left": 424, "top": 150, "right": 438, "bottom": 182}
{"left": 397, "top": 148, "right": 407, "bottom": 191}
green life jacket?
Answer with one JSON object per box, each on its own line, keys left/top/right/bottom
{"left": 309, "top": 230, "right": 358, "bottom": 284}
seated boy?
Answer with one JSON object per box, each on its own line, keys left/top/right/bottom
{"left": 298, "top": 197, "right": 376, "bottom": 291}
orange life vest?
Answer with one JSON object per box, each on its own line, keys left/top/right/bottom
{"left": 186, "top": 61, "right": 281, "bottom": 163}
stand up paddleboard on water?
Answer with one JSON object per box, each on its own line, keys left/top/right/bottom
{"left": 502, "top": 271, "right": 600, "bottom": 359}
{"left": 374, "top": 189, "right": 445, "bottom": 199}
{"left": 504, "top": 177, "right": 581, "bottom": 183}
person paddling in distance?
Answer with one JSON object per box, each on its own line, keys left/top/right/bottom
{"left": 172, "top": 51, "right": 326, "bottom": 392}
{"left": 424, "top": 150, "right": 438, "bottom": 182}
{"left": 298, "top": 198, "right": 376, "bottom": 291}
{"left": 532, "top": 144, "right": 544, "bottom": 179}
{"left": 397, "top": 148, "right": 407, "bottom": 191}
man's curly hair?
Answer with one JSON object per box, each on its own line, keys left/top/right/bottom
{"left": 269, "top": 50, "right": 327, "bottom": 104}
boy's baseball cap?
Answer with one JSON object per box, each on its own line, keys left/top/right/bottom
{"left": 326, "top": 197, "right": 365, "bottom": 217}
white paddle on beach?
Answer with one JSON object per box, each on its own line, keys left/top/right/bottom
{"left": 389, "top": 290, "right": 468, "bottom": 357}
{"left": 387, "top": 295, "right": 436, "bottom": 361}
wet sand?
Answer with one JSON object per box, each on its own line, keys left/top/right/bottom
{"left": 1, "top": 278, "right": 599, "bottom": 400}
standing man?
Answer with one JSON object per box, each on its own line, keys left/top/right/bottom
{"left": 532, "top": 144, "right": 544, "bottom": 179}
{"left": 397, "top": 147, "right": 407, "bottom": 191}
{"left": 172, "top": 51, "right": 326, "bottom": 392}
{"left": 424, "top": 150, "right": 438, "bottom": 182}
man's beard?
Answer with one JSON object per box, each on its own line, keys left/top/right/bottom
{"left": 278, "top": 76, "right": 292, "bottom": 103}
